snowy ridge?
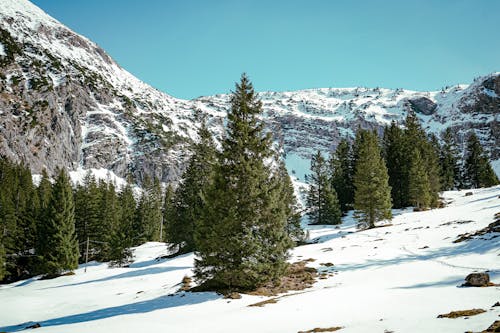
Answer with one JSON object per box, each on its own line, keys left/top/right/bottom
{"left": 1, "top": 186, "right": 499, "bottom": 333}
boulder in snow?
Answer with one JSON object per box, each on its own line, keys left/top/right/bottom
{"left": 463, "top": 272, "right": 491, "bottom": 287}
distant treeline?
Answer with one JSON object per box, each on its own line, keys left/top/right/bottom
{"left": 306, "top": 111, "right": 499, "bottom": 227}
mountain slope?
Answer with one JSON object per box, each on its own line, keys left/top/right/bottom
{"left": 0, "top": 0, "right": 498, "bottom": 185}
{"left": 1, "top": 186, "right": 499, "bottom": 333}
{"left": 0, "top": 0, "right": 199, "bottom": 183}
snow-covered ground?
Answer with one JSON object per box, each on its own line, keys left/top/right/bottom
{"left": 1, "top": 187, "right": 499, "bottom": 333}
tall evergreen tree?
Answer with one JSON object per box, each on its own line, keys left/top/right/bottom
{"left": 0, "top": 159, "right": 38, "bottom": 281}
{"left": 424, "top": 134, "right": 442, "bottom": 207}
{"left": 353, "top": 130, "right": 392, "bottom": 229}
{"left": 162, "top": 184, "right": 175, "bottom": 243}
{"left": 440, "top": 128, "right": 461, "bottom": 190}
{"left": 74, "top": 172, "right": 101, "bottom": 261}
{"left": 38, "top": 169, "right": 79, "bottom": 276}
{"left": 382, "top": 121, "right": 406, "bottom": 208}
{"left": 96, "top": 180, "right": 120, "bottom": 261}
{"left": 168, "top": 121, "right": 217, "bottom": 254}
{"left": 108, "top": 183, "right": 135, "bottom": 267}
{"left": 307, "top": 150, "right": 341, "bottom": 225}
{"left": 408, "top": 149, "right": 431, "bottom": 210}
{"left": 330, "top": 139, "right": 354, "bottom": 212}
{"left": 276, "top": 161, "right": 305, "bottom": 242}
{"left": 133, "top": 176, "right": 163, "bottom": 245}
{"left": 194, "top": 74, "right": 293, "bottom": 291}
{"left": 463, "top": 132, "right": 499, "bottom": 188}
{"left": 35, "top": 169, "right": 52, "bottom": 274}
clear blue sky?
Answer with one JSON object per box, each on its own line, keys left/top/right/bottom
{"left": 31, "top": 0, "right": 500, "bottom": 99}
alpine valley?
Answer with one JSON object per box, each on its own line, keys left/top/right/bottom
{"left": 0, "top": 0, "right": 498, "bottom": 186}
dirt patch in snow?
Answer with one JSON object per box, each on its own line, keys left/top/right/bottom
{"left": 297, "top": 326, "right": 343, "bottom": 332}
{"left": 247, "top": 260, "right": 318, "bottom": 297}
{"left": 437, "top": 308, "right": 486, "bottom": 318}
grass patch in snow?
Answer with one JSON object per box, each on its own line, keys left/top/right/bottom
{"left": 437, "top": 308, "right": 486, "bottom": 318}
{"left": 297, "top": 326, "right": 343, "bottom": 332}
{"left": 247, "top": 260, "right": 318, "bottom": 296}
{"left": 248, "top": 298, "right": 278, "bottom": 307}
{"left": 179, "top": 275, "right": 192, "bottom": 291}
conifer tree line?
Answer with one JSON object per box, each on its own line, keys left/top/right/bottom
{"left": 306, "top": 111, "right": 499, "bottom": 227}
{"left": 1, "top": 74, "right": 303, "bottom": 291}
{"left": 0, "top": 161, "right": 172, "bottom": 282}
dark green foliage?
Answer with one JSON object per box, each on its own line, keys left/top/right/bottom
{"left": 307, "top": 151, "right": 341, "bottom": 225}
{"left": 330, "top": 139, "right": 354, "bottom": 212}
{"left": 38, "top": 169, "right": 79, "bottom": 276}
{"left": 96, "top": 180, "right": 120, "bottom": 261}
{"left": 353, "top": 130, "right": 392, "bottom": 228}
{"left": 194, "top": 74, "right": 293, "bottom": 291}
{"left": 133, "top": 177, "right": 163, "bottom": 245}
{"left": 382, "top": 121, "right": 407, "bottom": 208}
{"left": 74, "top": 172, "right": 101, "bottom": 261}
{"left": 0, "top": 28, "right": 22, "bottom": 66}
{"left": 382, "top": 112, "right": 441, "bottom": 210}
{"left": 162, "top": 184, "right": 175, "bottom": 243}
{"left": 168, "top": 121, "right": 217, "bottom": 254}
{"left": 0, "top": 158, "right": 38, "bottom": 281}
{"left": 463, "top": 133, "right": 499, "bottom": 188}
{"left": 108, "top": 183, "right": 135, "bottom": 267}
{"left": 440, "top": 128, "right": 461, "bottom": 190}
{"left": 424, "top": 134, "right": 442, "bottom": 207}
{"left": 408, "top": 149, "right": 431, "bottom": 209}
{"left": 277, "top": 161, "right": 305, "bottom": 242}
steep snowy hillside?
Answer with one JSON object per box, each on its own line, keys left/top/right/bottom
{"left": 0, "top": 0, "right": 498, "bottom": 185}
{"left": 1, "top": 187, "right": 499, "bottom": 333}
{"left": 0, "top": 0, "right": 200, "bottom": 184}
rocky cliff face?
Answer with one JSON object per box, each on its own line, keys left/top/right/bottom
{"left": 0, "top": 0, "right": 498, "bottom": 185}
{"left": 0, "top": 0, "right": 198, "bottom": 184}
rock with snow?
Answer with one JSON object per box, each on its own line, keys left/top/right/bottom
{"left": 464, "top": 272, "right": 491, "bottom": 287}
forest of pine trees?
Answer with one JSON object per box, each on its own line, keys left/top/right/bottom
{"left": 0, "top": 75, "right": 498, "bottom": 289}
{"left": 0, "top": 74, "right": 302, "bottom": 291}
{"left": 306, "top": 111, "right": 499, "bottom": 228}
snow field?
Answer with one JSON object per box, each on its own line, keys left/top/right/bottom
{"left": 1, "top": 186, "right": 499, "bottom": 333}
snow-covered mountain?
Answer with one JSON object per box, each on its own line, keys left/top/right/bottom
{"left": 0, "top": 0, "right": 499, "bottom": 185}
{"left": 1, "top": 186, "right": 499, "bottom": 332}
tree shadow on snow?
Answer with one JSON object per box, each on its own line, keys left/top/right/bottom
{"left": 41, "top": 266, "right": 190, "bottom": 290}
{"left": 392, "top": 276, "right": 466, "bottom": 289}
{"left": 128, "top": 252, "right": 193, "bottom": 269}
{"left": 0, "top": 291, "right": 219, "bottom": 332}
{"left": 334, "top": 236, "right": 500, "bottom": 274}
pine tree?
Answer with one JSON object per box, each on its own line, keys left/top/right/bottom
{"left": 162, "top": 184, "right": 175, "bottom": 243}
{"left": 168, "top": 121, "right": 217, "bottom": 254}
{"left": 96, "top": 180, "right": 120, "bottom": 261}
{"left": 108, "top": 183, "right": 135, "bottom": 267}
{"left": 0, "top": 159, "right": 38, "bottom": 281}
{"left": 464, "top": 132, "right": 499, "bottom": 188}
{"left": 133, "top": 176, "right": 163, "bottom": 245}
{"left": 382, "top": 121, "right": 406, "bottom": 208}
{"left": 74, "top": 171, "right": 101, "bottom": 261}
{"left": 194, "top": 74, "right": 293, "bottom": 291}
{"left": 276, "top": 161, "right": 305, "bottom": 242}
{"left": 353, "top": 130, "right": 392, "bottom": 229}
{"left": 35, "top": 169, "right": 52, "bottom": 274}
{"left": 424, "top": 134, "right": 442, "bottom": 207}
{"left": 39, "top": 168, "right": 79, "bottom": 276}
{"left": 330, "top": 139, "right": 354, "bottom": 212}
{"left": 408, "top": 149, "right": 431, "bottom": 210}
{"left": 307, "top": 151, "right": 341, "bottom": 225}
{"left": 440, "top": 128, "right": 461, "bottom": 190}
